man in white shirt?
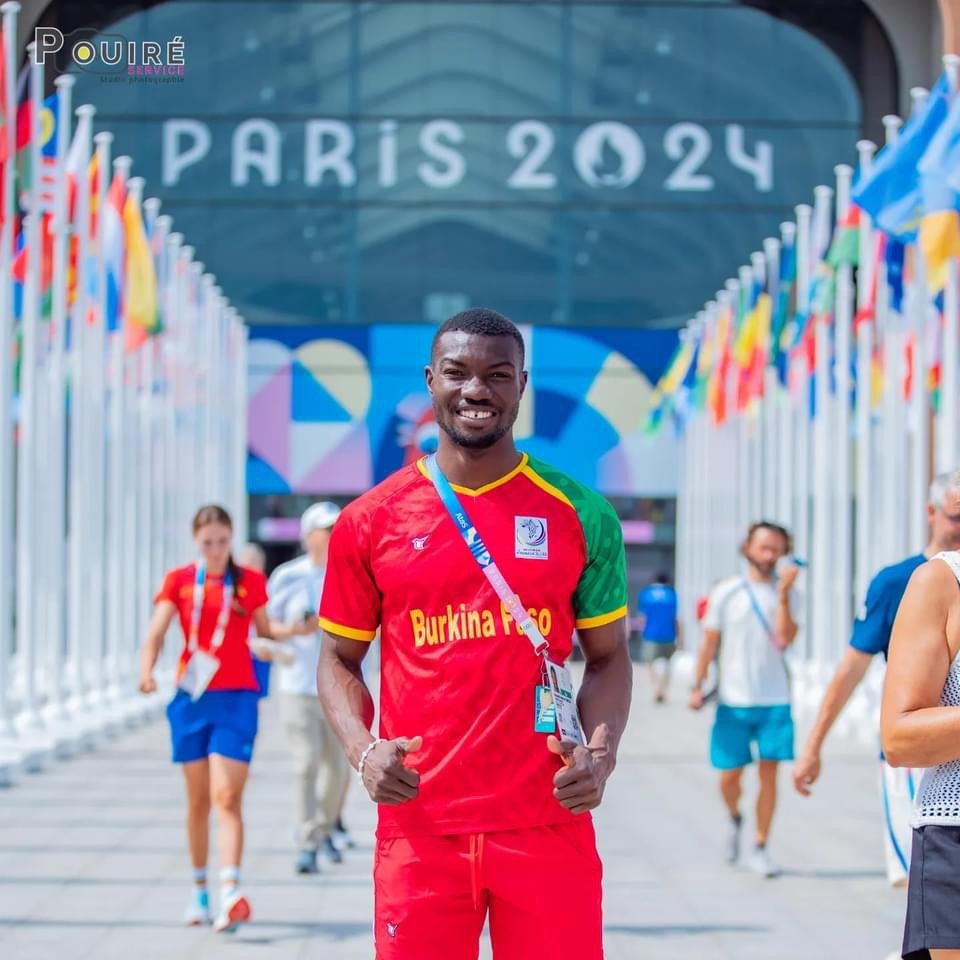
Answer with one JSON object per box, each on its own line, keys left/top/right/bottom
{"left": 689, "top": 520, "right": 800, "bottom": 877}
{"left": 268, "top": 502, "right": 352, "bottom": 875}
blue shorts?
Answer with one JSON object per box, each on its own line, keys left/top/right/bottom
{"left": 166, "top": 689, "right": 259, "bottom": 764}
{"left": 710, "top": 704, "right": 794, "bottom": 770}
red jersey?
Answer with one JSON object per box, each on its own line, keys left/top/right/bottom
{"left": 319, "top": 454, "right": 627, "bottom": 838}
{"left": 156, "top": 564, "right": 268, "bottom": 692}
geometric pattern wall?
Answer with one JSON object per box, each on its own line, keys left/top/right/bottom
{"left": 247, "top": 324, "right": 680, "bottom": 497}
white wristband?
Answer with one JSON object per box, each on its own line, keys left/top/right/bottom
{"left": 357, "top": 738, "right": 385, "bottom": 782}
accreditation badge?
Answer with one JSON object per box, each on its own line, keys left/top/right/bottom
{"left": 179, "top": 649, "right": 221, "bottom": 701}
{"left": 534, "top": 685, "right": 556, "bottom": 733}
{"left": 546, "top": 660, "right": 584, "bottom": 745}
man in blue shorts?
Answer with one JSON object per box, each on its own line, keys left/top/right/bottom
{"left": 793, "top": 471, "right": 960, "bottom": 886}
{"left": 689, "top": 520, "right": 801, "bottom": 878}
{"left": 637, "top": 573, "right": 679, "bottom": 704}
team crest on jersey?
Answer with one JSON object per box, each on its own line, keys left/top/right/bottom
{"left": 411, "top": 536, "right": 429, "bottom": 551}
{"left": 515, "top": 516, "right": 548, "bottom": 559}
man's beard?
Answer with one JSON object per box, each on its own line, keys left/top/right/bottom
{"left": 434, "top": 400, "right": 519, "bottom": 450}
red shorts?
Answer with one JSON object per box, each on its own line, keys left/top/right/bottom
{"left": 373, "top": 818, "right": 603, "bottom": 960}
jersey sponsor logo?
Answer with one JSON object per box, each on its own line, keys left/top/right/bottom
{"left": 409, "top": 600, "right": 554, "bottom": 648}
{"left": 411, "top": 536, "right": 430, "bottom": 551}
{"left": 515, "top": 516, "right": 548, "bottom": 559}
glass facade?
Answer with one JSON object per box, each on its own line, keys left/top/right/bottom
{"left": 50, "top": 0, "right": 894, "bottom": 329}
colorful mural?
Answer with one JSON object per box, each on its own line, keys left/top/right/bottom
{"left": 247, "top": 325, "right": 679, "bottom": 497}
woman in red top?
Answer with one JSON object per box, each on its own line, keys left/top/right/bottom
{"left": 139, "top": 504, "right": 272, "bottom": 933}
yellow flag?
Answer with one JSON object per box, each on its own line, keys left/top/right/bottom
{"left": 122, "top": 192, "right": 159, "bottom": 350}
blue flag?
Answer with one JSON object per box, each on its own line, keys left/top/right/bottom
{"left": 852, "top": 72, "right": 950, "bottom": 241}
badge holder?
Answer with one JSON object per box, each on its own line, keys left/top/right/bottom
{"left": 179, "top": 649, "right": 221, "bottom": 701}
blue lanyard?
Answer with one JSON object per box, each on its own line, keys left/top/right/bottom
{"left": 424, "top": 454, "right": 548, "bottom": 656}
{"left": 741, "top": 577, "right": 773, "bottom": 637}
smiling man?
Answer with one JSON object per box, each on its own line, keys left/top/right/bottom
{"left": 317, "top": 307, "right": 632, "bottom": 960}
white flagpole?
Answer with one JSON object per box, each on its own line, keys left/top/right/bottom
{"left": 760, "top": 243, "right": 780, "bottom": 520}
{"left": 777, "top": 222, "right": 796, "bottom": 532}
{"left": 832, "top": 163, "right": 855, "bottom": 667}
{"left": 15, "top": 44, "right": 48, "bottom": 746}
{"left": 45, "top": 73, "right": 73, "bottom": 738}
{"left": 0, "top": 1, "right": 19, "bottom": 750}
{"left": 908, "top": 89, "right": 931, "bottom": 554}
{"left": 105, "top": 153, "right": 131, "bottom": 719}
{"left": 793, "top": 203, "right": 813, "bottom": 658}
{"left": 120, "top": 175, "right": 144, "bottom": 720}
{"left": 92, "top": 131, "right": 115, "bottom": 720}
{"left": 939, "top": 55, "right": 960, "bottom": 475}
{"left": 854, "top": 138, "right": 877, "bottom": 608}
{"left": 879, "top": 113, "right": 905, "bottom": 565}
{"left": 67, "top": 103, "right": 95, "bottom": 728}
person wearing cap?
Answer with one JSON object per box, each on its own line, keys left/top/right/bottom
{"left": 267, "top": 501, "right": 352, "bottom": 874}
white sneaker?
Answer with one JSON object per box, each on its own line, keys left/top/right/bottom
{"left": 183, "top": 889, "right": 211, "bottom": 926}
{"left": 213, "top": 889, "right": 251, "bottom": 933}
{"left": 746, "top": 846, "right": 780, "bottom": 878}
{"left": 725, "top": 818, "right": 742, "bottom": 865}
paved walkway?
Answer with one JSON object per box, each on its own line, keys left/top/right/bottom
{"left": 0, "top": 666, "right": 904, "bottom": 959}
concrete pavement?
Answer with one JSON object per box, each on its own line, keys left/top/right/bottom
{"left": 0, "top": 666, "right": 904, "bottom": 959}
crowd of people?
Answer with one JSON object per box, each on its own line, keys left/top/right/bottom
{"left": 138, "top": 306, "right": 960, "bottom": 960}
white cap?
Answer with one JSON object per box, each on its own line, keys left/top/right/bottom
{"left": 300, "top": 501, "right": 340, "bottom": 537}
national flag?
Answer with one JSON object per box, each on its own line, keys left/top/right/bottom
{"left": 852, "top": 72, "right": 950, "bottom": 241}
{"left": 827, "top": 204, "right": 861, "bottom": 268}
{"left": 122, "top": 190, "right": 159, "bottom": 351}
{"left": 103, "top": 172, "right": 125, "bottom": 332}
{"left": 855, "top": 232, "right": 887, "bottom": 328}
{"left": 772, "top": 236, "right": 796, "bottom": 383}
{"left": 643, "top": 336, "right": 696, "bottom": 434}
{"left": 918, "top": 92, "right": 960, "bottom": 292}
{"left": 708, "top": 304, "right": 732, "bottom": 424}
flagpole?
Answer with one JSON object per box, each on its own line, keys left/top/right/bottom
{"left": 44, "top": 72, "right": 73, "bottom": 740}
{"left": 793, "top": 203, "right": 813, "bottom": 657}
{"left": 939, "top": 55, "right": 960, "bottom": 475}
{"left": 93, "top": 131, "right": 115, "bottom": 724}
{"left": 105, "top": 152, "right": 131, "bottom": 722}
{"left": 879, "top": 113, "right": 904, "bottom": 565}
{"left": 854, "top": 138, "right": 877, "bottom": 607}
{"left": 122, "top": 174, "right": 146, "bottom": 722}
{"left": 777, "top": 222, "right": 796, "bottom": 531}
{"left": 0, "top": 1, "right": 19, "bottom": 754}
{"left": 68, "top": 103, "right": 95, "bottom": 732}
{"left": 833, "top": 163, "right": 855, "bottom": 668}
{"left": 15, "top": 44, "right": 48, "bottom": 753}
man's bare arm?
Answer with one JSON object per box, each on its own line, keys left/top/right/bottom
{"left": 550, "top": 618, "right": 632, "bottom": 814}
{"left": 317, "top": 632, "right": 376, "bottom": 767}
{"left": 317, "top": 631, "right": 422, "bottom": 805}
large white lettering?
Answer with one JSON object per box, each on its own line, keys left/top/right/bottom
{"left": 162, "top": 119, "right": 211, "bottom": 186}
{"left": 158, "top": 118, "right": 775, "bottom": 195}
{"left": 305, "top": 120, "right": 355, "bottom": 187}
{"left": 418, "top": 120, "right": 465, "bottom": 189}
{"left": 231, "top": 119, "right": 281, "bottom": 187}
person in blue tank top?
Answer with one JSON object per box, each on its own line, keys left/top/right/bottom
{"left": 638, "top": 573, "right": 679, "bottom": 704}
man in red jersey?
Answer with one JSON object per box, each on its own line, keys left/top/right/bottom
{"left": 318, "top": 307, "right": 632, "bottom": 960}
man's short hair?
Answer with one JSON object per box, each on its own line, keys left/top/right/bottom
{"left": 929, "top": 470, "right": 960, "bottom": 508}
{"left": 431, "top": 307, "right": 525, "bottom": 367}
{"left": 745, "top": 520, "right": 792, "bottom": 552}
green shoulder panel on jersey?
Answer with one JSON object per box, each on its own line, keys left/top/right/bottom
{"left": 522, "top": 456, "right": 628, "bottom": 629}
